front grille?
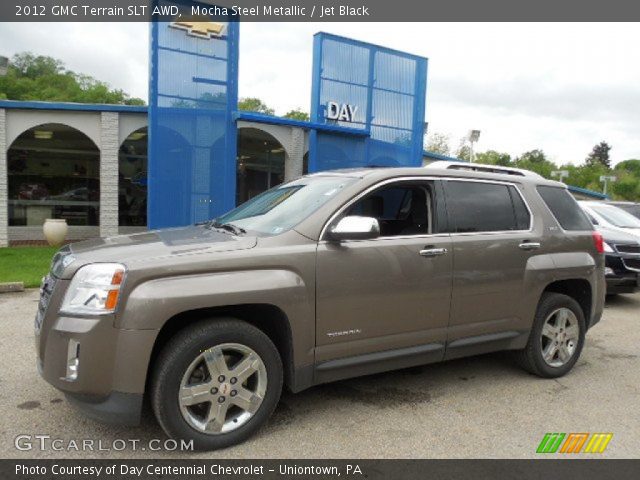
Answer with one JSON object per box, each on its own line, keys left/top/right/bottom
{"left": 35, "top": 274, "right": 56, "bottom": 331}
{"left": 616, "top": 244, "right": 640, "bottom": 254}
{"left": 622, "top": 258, "right": 640, "bottom": 271}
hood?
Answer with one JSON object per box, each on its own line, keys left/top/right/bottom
{"left": 67, "top": 225, "right": 257, "bottom": 269}
{"left": 596, "top": 225, "right": 640, "bottom": 245}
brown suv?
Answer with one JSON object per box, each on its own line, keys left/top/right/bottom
{"left": 35, "top": 162, "right": 605, "bottom": 450}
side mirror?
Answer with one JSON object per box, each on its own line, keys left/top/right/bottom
{"left": 328, "top": 216, "right": 380, "bottom": 241}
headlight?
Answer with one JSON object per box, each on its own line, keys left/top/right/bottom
{"left": 60, "top": 263, "right": 126, "bottom": 315}
{"left": 603, "top": 242, "right": 614, "bottom": 253}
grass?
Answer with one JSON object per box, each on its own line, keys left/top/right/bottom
{"left": 0, "top": 246, "right": 58, "bottom": 288}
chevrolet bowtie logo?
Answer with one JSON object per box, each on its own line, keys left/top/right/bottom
{"left": 170, "top": 19, "right": 225, "bottom": 39}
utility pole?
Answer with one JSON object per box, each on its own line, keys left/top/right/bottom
{"left": 599, "top": 175, "right": 616, "bottom": 196}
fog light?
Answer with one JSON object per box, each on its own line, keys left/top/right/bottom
{"left": 604, "top": 267, "right": 615, "bottom": 277}
{"left": 65, "top": 339, "right": 80, "bottom": 381}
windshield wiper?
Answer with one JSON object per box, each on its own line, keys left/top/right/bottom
{"left": 206, "top": 220, "right": 246, "bottom": 236}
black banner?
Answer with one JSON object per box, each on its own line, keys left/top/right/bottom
{"left": 4, "top": 459, "right": 640, "bottom": 480}
{"left": 1, "top": 0, "right": 640, "bottom": 22}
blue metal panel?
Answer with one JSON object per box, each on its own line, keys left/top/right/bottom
{"left": 310, "top": 33, "right": 428, "bottom": 172}
{"left": 235, "top": 111, "right": 369, "bottom": 136}
{"left": 148, "top": 0, "right": 238, "bottom": 229}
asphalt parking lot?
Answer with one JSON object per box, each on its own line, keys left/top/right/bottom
{"left": 1, "top": 289, "right": 638, "bottom": 459}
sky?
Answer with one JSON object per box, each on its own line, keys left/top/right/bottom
{"left": 1, "top": 22, "right": 639, "bottom": 165}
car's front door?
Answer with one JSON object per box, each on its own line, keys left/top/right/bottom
{"left": 314, "top": 179, "right": 453, "bottom": 380}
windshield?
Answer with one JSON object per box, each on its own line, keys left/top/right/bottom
{"left": 590, "top": 205, "right": 640, "bottom": 229}
{"left": 214, "top": 175, "right": 358, "bottom": 235}
{"left": 615, "top": 204, "right": 640, "bottom": 219}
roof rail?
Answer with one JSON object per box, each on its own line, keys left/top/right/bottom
{"left": 425, "top": 161, "right": 543, "bottom": 179}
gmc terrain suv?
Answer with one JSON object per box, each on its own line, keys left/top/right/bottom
{"left": 35, "top": 162, "right": 605, "bottom": 450}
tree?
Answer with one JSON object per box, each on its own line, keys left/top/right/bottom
{"left": 425, "top": 132, "right": 451, "bottom": 156}
{"left": 612, "top": 159, "right": 640, "bottom": 200}
{"left": 586, "top": 141, "right": 612, "bottom": 168}
{"left": 516, "top": 149, "right": 547, "bottom": 164}
{"left": 560, "top": 162, "right": 609, "bottom": 192}
{"left": 283, "top": 108, "right": 309, "bottom": 121}
{"left": 238, "top": 97, "right": 274, "bottom": 115}
{"left": 455, "top": 137, "right": 472, "bottom": 161}
{"left": 614, "top": 159, "right": 640, "bottom": 176}
{"left": 475, "top": 150, "right": 512, "bottom": 167}
{"left": 0, "top": 52, "right": 145, "bottom": 105}
{"left": 514, "top": 149, "right": 556, "bottom": 178}
{"left": 10, "top": 52, "right": 64, "bottom": 79}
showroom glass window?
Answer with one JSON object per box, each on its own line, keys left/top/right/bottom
{"left": 119, "top": 128, "right": 148, "bottom": 227}
{"left": 443, "top": 181, "right": 530, "bottom": 233}
{"left": 7, "top": 124, "right": 100, "bottom": 226}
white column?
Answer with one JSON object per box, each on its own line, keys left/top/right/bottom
{"left": 285, "top": 127, "right": 305, "bottom": 181}
{"left": 0, "top": 109, "right": 7, "bottom": 247}
{"left": 100, "top": 112, "right": 119, "bottom": 237}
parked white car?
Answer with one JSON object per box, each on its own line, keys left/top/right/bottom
{"left": 579, "top": 201, "right": 640, "bottom": 239}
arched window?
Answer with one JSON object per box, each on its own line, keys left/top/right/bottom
{"left": 236, "top": 128, "right": 286, "bottom": 205}
{"left": 8, "top": 123, "right": 99, "bottom": 226}
{"left": 119, "top": 127, "right": 148, "bottom": 226}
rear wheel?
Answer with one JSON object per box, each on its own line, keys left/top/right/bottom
{"left": 516, "top": 293, "right": 586, "bottom": 378}
{"left": 151, "top": 319, "right": 282, "bottom": 450}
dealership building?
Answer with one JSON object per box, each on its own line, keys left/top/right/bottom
{"left": 0, "top": 15, "right": 605, "bottom": 246}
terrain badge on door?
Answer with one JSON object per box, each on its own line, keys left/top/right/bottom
{"left": 326, "top": 329, "right": 362, "bottom": 338}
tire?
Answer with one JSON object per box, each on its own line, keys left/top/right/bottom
{"left": 150, "top": 318, "right": 283, "bottom": 451}
{"left": 515, "top": 292, "right": 586, "bottom": 378}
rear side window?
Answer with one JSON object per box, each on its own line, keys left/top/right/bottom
{"left": 443, "top": 181, "right": 530, "bottom": 233}
{"left": 537, "top": 186, "right": 592, "bottom": 231}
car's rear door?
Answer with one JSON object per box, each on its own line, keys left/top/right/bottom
{"left": 441, "top": 178, "right": 540, "bottom": 359}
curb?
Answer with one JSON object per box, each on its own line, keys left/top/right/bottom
{"left": 0, "top": 282, "right": 25, "bottom": 293}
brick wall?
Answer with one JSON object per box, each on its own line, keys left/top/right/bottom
{"left": 100, "top": 112, "right": 119, "bottom": 237}
{"left": 0, "top": 109, "right": 7, "bottom": 247}
{"left": 286, "top": 128, "right": 305, "bottom": 181}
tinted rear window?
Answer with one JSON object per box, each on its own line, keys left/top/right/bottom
{"left": 443, "top": 181, "right": 530, "bottom": 233}
{"left": 537, "top": 186, "right": 592, "bottom": 231}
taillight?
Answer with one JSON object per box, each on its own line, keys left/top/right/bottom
{"left": 592, "top": 231, "right": 604, "bottom": 254}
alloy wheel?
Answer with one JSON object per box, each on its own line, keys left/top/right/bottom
{"left": 178, "top": 343, "right": 267, "bottom": 434}
{"left": 540, "top": 307, "right": 580, "bottom": 367}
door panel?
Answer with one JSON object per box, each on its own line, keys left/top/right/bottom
{"left": 441, "top": 179, "right": 541, "bottom": 355}
{"left": 447, "top": 233, "right": 532, "bottom": 336}
{"left": 315, "top": 179, "right": 453, "bottom": 364}
{"left": 315, "top": 236, "right": 452, "bottom": 362}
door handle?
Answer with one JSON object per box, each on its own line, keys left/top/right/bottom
{"left": 419, "top": 247, "right": 448, "bottom": 257}
{"left": 519, "top": 241, "right": 541, "bottom": 251}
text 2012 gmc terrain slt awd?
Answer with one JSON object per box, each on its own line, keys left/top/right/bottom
{"left": 35, "top": 162, "right": 605, "bottom": 450}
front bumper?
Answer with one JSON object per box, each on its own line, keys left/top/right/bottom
{"left": 35, "top": 276, "right": 157, "bottom": 425}
{"left": 605, "top": 254, "right": 640, "bottom": 294}
{"left": 65, "top": 391, "right": 143, "bottom": 426}
{"left": 605, "top": 274, "right": 640, "bottom": 294}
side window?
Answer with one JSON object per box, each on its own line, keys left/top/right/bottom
{"left": 444, "top": 181, "right": 528, "bottom": 233}
{"left": 346, "top": 182, "right": 435, "bottom": 237}
{"left": 536, "top": 186, "right": 593, "bottom": 231}
{"left": 509, "top": 186, "right": 531, "bottom": 230}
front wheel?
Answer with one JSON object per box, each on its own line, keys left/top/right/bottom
{"left": 516, "top": 292, "right": 586, "bottom": 378}
{"left": 151, "top": 319, "right": 283, "bottom": 451}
